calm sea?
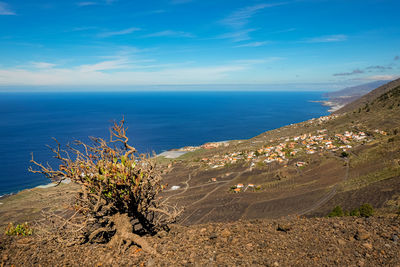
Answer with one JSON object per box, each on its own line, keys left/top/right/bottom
{"left": 0, "top": 91, "right": 328, "bottom": 196}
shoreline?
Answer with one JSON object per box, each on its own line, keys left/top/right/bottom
{"left": 1, "top": 94, "right": 330, "bottom": 197}
{"left": 310, "top": 100, "right": 343, "bottom": 113}
{"left": 0, "top": 179, "right": 72, "bottom": 202}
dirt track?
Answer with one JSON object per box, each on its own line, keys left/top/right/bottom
{"left": 161, "top": 153, "right": 348, "bottom": 225}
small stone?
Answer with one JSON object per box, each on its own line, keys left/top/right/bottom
{"left": 363, "top": 243, "right": 373, "bottom": 250}
{"left": 209, "top": 233, "right": 217, "bottom": 240}
{"left": 221, "top": 229, "right": 231, "bottom": 238}
{"left": 355, "top": 230, "right": 370, "bottom": 241}
{"left": 358, "top": 259, "right": 365, "bottom": 267}
{"left": 392, "top": 234, "right": 399, "bottom": 243}
{"left": 200, "top": 228, "right": 207, "bottom": 233}
{"left": 273, "top": 261, "right": 279, "bottom": 266}
{"left": 146, "top": 258, "right": 155, "bottom": 267}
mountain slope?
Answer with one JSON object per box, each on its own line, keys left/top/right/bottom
{"left": 324, "top": 80, "right": 387, "bottom": 98}
{"left": 335, "top": 78, "right": 400, "bottom": 114}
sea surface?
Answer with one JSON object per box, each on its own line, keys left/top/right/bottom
{"left": 0, "top": 91, "right": 329, "bottom": 196}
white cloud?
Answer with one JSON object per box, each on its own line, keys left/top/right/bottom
{"left": 170, "top": 0, "right": 194, "bottom": 4}
{"left": 233, "top": 57, "right": 283, "bottom": 65}
{"left": 98, "top": 27, "right": 140, "bottom": 38}
{"left": 77, "top": 58, "right": 130, "bottom": 72}
{"left": 303, "top": 34, "right": 347, "bottom": 43}
{"left": 78, "top": 0, "right": 116, "bottom": 6}
{"left": 361, "top": 75, "right": 398, "bottom": 81}
{"left": 77, "top": 2, "right": 98, "bottom": 6}
{"left": 0, "top": 60, "right": 252, "bottom": 86}
{"left": 31, "top": 62, "right": 57, "bottom": 69}
{"left": 0, "top": 2, "right": 15, "bottom": 15}
{"left": 221, "top": 3, "right": 285, "bottom": 29}
{"left": 235, "top": 41, "right": 270, "bottom": 48}
{"left": 216, "top": 29, "right": 256, "bottom": 42}
{"left": 143, "top": 30, "right": 194, "bottom": 38}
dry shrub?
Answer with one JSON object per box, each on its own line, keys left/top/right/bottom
{"left": 29, "top": 118, "right": 182, "bottom": 254}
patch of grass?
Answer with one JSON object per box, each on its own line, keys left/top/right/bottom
{"left": 4, "top": 222, "right": 33, "bottom": 236}
{"left": 177, "top": 148, "right": 207, "bottom": 161}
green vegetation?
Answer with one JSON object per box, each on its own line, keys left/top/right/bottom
{"left": 328, "top": 203, "right": 374, "bottom": 218}
{"left": 349, "top": 209, "right": 360, "bottom": 217}
{"left": 358, "top": 203, "right": 374, "bottom": 217}
{"left": 5, "top": 222, "right": 33, "bottom": 236}
{"left": 328, "top": 206, "right": 344, "bottom": 217}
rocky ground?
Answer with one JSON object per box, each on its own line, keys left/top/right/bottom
{"left": 1, "top": 216, "right": 399, "bottom": 266}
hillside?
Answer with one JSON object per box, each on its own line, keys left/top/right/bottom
{"left": 321, "top": 81, "right": 388, "bottom": 112}
{"left": 1, "top": 80, "right": 400, "bottom": 266}
{"left": 153, "top": 79, "right": 400, "bottom": 226}
{"left": 335, "top": 78, "right": 400, "bottom": 114}
{"left": 324, "top": 80, "right": 387, "bottom": 99}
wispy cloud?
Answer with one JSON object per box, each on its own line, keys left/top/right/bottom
{"left": 235, "top": 41, "right": 270, "bottom": 48}
{"left": 68, "top": 26, "right": 98, "bottom": 32}
{"left": 394, "top": 56, "right": 400, "bottom": 61}
{"left": 143, "top": 30, "right": 194, "bottom": 38}
{"left": 216, "top": 29, "right": 256, "bottom": 42}
{"left": 0, "top": 61, "right": 249, "bottom": 86}
{"left": 77, "top": 0, "right": 117, "bottom": 6}
{"left": 0, "top": 2, "right": 15, "bottom": 15}
{"left": 78, "top": 58, "right": 130, "bottom": 72}
{"left": 333, "top": 69, "right": 364, "bottom": 76}
{"left": 303, "top": 34, "right": 347, "bottom": 43}
{"left": 221, "top": 3, "right": 286, "bottom": 29}
{"left": 170, "top": 0, "right": 194, "bottom": 4}
{"left": 142, "top": 9, "right": 166, "bottom": 15}
{"left": 77, "top": 2, "right": 98, "bottom": 6}
{"left": 98, "top": 27, "right": 140, "bottom": 38}
{"left": 31, "top": 62, "right": 57, "bottom": 69}
{"left": 269, "top": 28, "right": 296, "bottom": 34}
{"left": 366, "top": 65, "right": 393, "bottom": 71}
{"left": 358, "top": 75, "right": 398, "bottom": 81}
{"left": 233, "top": 57, "right": 283, "bottom": 65}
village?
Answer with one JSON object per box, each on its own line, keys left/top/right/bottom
{"left": 163, "top": 115, "right": 388, "bottom": 193}
{"left": 200, "top": 129, "right": 374, "bottom": 169}
{"left": 199, "top": 125, "right": 388, "bottom": 192}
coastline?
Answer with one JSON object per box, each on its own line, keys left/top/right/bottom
{"left": 0, "top": 179, "right": 72, "bottom": 202}
{"left": 310, "top": 100, "right": 343, "bottom": 113}
{"left": 1, "top": 93, "right": 330, "bottom": 197}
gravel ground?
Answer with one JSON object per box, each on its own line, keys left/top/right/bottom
{"left": 1, "top": 216, "right": 399, "bottom": 266}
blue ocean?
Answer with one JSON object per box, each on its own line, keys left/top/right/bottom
{"left": 0, "top": 91, "right": 328, "bottom": 196}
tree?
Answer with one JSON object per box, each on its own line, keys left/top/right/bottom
{"left": 29, "top": 119, "right": 181, "bottom": 254}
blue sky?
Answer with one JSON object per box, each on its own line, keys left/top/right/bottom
{"left": 0, "top": 0, "right": 399, "bottom": 90}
